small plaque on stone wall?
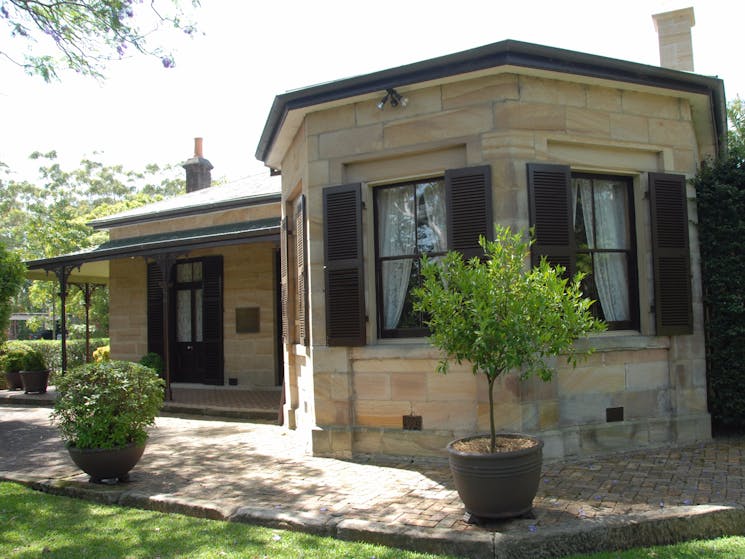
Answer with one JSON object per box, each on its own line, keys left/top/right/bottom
{"left": 236, "top": 307, "right": 260, "bottom": 333}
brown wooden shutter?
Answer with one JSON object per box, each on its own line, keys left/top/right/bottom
{"left": 649, "top": 172, "right": 693, "bottom": 335}
{"left": 527, "top": 163, "right": 575, "bottom": 275}
{"left": 445, "top": 165, "right": 493, "bottom": 259}
{"left": 146, "top": 262, "right": 164, "bottom": 359}
{"left": 295, "top": 195, "right": 308, "bottom": 346}
{"left": 279, "top": 216, "right": 290, "bottom": 344}
{"left": 323, "top": 183, "right": 365, "bottom": 346}
{"left": 201, "top": 255, "right": 223, "bottom": 384}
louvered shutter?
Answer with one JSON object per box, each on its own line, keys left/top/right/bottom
{"left": 295, "top": 195, "right": 308, "bottom": 345}
{"left": 323, "top": 183, "right": 365, "bottom": 346}
{"left": 280, "top": 216, "right": 290, "bottom": 344}
{"left": 445, "top": 165, "right": 493, "bottom": 259}
{"left": 649, "top": 172, "right": 693, "bottom": 335}
{"left": 146, "top": 262, "right": 164, "bottom": 360}
{"left": 527, "top": 163, "right": 575, "bottom": 276}
{"left": 201, "top": 255, "right": 224, "bottom": 384}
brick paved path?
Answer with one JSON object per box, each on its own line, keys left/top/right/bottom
{"left": 1, "top": 406, "right": 744, "bottom": 557}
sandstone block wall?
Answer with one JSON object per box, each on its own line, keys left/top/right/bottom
{"left": 280, "top": 70, "right": 715, "bottom": 458}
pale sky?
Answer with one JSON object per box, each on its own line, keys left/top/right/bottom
{"left": 0, "top": 0, "right": 740, "bottom": 185}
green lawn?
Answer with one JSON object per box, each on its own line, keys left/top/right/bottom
{"left": 2, "top": 482, "right": 744, "bottom": 559}
{"left": 0, "top": 482, "right": 455, "bottom": 559}
{"left": 564, "top": 536, "right": 745, "bottom": 559}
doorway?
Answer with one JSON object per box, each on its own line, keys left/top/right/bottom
{"left": 171, "top": 256, "right": 223, "bottom": 385}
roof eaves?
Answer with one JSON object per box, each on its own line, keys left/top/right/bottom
{"left": 26, "top": 218, "right": 281, "bottom": 270}
{"left": 255, "top": 39, "right": 726, "bottom": 164}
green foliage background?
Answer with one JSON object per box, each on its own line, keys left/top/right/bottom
{"left": 694, "top": 157, "right": 745, "bottom": 429}
{"left": 693, "top": 97, "right": 745, "bottom": 430}
{"left": 0, "top": 152, "right": 184, "bottom": 339}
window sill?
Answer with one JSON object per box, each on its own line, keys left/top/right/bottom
{"left": 574, "top": 331, "right": 670, "bottom": 352}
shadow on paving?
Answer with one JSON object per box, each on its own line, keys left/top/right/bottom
{"left": 4, "top": 406, "right": 745, "bottom": 541}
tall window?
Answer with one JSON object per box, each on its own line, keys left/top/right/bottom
{"left": 572, "top": 173, "right": 638, "bottom": 330}
{"left": 374, "top": 178, "right": 447, "bottom": 338}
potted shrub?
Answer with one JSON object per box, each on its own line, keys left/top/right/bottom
{"left": 51, "top": 360, "right": 164, "bottom": 483}
{"left": 413, "top": 225, "right": 604, "bottom": 520}
{"left": 1, "top": 342, "right": 36, "bottom": 391}
{"left": 19, "top": 346, "right": 50, "bottom": 394}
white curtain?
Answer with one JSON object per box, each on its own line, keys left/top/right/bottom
{"left": 574, "top": 179, "right": 630, "bottom": 323}
{"left": 419, "top": 181, "right": 447, "bottom": 253}
{"left": 377, "top": 187, "right": 415, "bottom": 329}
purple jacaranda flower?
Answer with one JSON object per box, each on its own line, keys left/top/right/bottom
{"left": 161, "top": 56, "right": 174, "bottom": 68}
{"left": 1, "top": 5, "right": 9, "bottom": 18}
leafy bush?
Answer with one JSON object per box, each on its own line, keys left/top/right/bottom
{"left": 18, "top": 338, "right": 109, "bottom": 373}
{"left": 20, "top": 348, "right": 46, "bottom": 371}
{"left": 52, "top": 361, "right": 165, "bottom": 449}
{"left": 138, "top": 352, "right": 163, "bottom": 375}
{"left": 693, "top": 153, "right": 745, "bottom": 430}
{"left": 0, "top": 242, "right": 25, "bottom": 343}
{"left": 413, "top": 226, "right": 605, "bottom": 452}
{"left": 0, "top": 341, "right": 38, "bottom": 372}
{"left": 92, "top": 345, "right": 110, "bottom": 363}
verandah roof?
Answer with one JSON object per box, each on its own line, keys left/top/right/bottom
{"left": 25, "top": 217, "right": 281, "bottom": 282}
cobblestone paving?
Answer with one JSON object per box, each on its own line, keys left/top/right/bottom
{"left": 2, "top": 405, "right": 743, "bottom": 541}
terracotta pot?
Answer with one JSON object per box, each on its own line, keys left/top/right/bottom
{"left": 447, "top": 433, "right": 543, "bottom": 520}
{"left": 19, "top": 369, "right": 49, "bottom": 394}
{"left": 5, "top": 371, "right": 23, "bottom": 391}
{"left": 67, "top": 442, "right": 146, "bottom": 483}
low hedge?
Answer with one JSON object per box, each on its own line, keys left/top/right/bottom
{"left": 11, "top": 338, "right": 109, "bottom": 375}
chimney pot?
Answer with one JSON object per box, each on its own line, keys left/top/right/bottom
{"left": 652, "top": 7, "right": 695, "bottom": 72}
{"left": 182, "top": 137, "right": 213, "bottom": 193}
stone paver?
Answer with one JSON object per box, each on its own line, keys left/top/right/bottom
{"left": 1, "top": 405, "right": 744, "bottom": 559}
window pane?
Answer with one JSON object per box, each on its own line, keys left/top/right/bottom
{"left": 377, "top": 186, "right": 416, "bottom": 257}
{"left": 195, "top": 288, "right": 203, "bottom": 342}
{"left": 176, "top": 289, "right": 191, "bottom": 342}
{"left": 416, "top": 180, "right": 447, "bottom": 253}
{"left": 594, "top": 253, "right": 630, "bottom": 322}
{"left": 176, "top": 263, "right": 192, "bottom": 283}
{"left": 572, "top": 178, "right": 592, "bottom": 249}
{"left": 193, "top": 262, "right": 203, "bottom": 282}
{"left": 594, "top": 180, "right": 630, "bottom": 249}
{"left": 380, "top": 259, "right": 414, "bottom": 330}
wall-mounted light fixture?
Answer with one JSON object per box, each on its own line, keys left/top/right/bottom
{"left": 377, "top": 88, "right": 408, "bottom": 110}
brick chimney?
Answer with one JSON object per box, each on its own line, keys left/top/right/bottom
{"left": 182, "top": 137, "right": 213, "bottom": 193}
{"left": 652, "top": 7, "right": 695, "bottom": 72}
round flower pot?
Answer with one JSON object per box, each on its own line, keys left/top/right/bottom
{"left": 5, "top": 371, "right": 23, "bottom": 391}
{"left": 447, "top": 433, "right": 544, "bottom": 520}
{"left": 19, "top": 369, "right": 49, "bottom": 394}
{"left": 67, "top": 442, "right": 146, "bottom": 483}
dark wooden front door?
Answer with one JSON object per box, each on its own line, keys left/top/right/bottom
{"left": 171, "top": 257, "right": 223, "bottom": 385}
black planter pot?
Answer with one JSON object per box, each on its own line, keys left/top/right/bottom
{"left": 5, "top": 371, "right": 23, "bottom": 391}
{"left": 19, "top": 369, "right": 49, "bottom": 394}
{"left": 67, "top": 442, "right": 146, "bottom": 483}
{"left": 447, "top": 433, "right": 544, "bottom": 520}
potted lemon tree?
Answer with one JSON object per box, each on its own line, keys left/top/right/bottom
{"left": 413, "top": 225, "right": 604, "bottom": 520}
{"left": 52, "top": 360, "right": 164, "bottom": 483}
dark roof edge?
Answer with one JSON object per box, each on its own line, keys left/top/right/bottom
{"left": 26, "top": 225, "right": 281, "bottom": 270}
{"left": 89, "top": 192, "right": 281, "bottom": 230}
{"left": 255, "top": 39, "right": 727, "bottom": 163}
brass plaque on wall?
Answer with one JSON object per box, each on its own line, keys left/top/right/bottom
{"left": 236, "top": 307, "right": 260, "bottom": 333}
